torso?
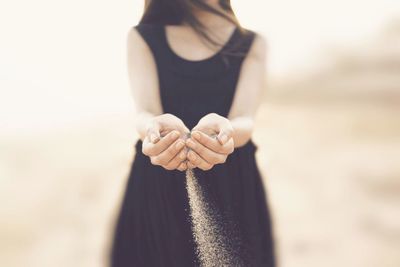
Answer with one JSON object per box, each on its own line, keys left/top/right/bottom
{"left": 134, "top": 23, "right": 255, "bottom": 130}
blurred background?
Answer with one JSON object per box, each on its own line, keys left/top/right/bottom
{"left": 1, "top": 0, "right": 399, "bottom": 266}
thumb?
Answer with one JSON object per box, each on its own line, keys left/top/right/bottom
{"left": 217, "top": 125, "right": 233, "bottom": 145}
{"left": 146, "top": 121, "right": 161, "bottom": 143}
{"left": 179, "top": 125, "right": 191, "bottom": 138}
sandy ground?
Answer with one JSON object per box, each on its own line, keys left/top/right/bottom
{"left": 1, "top": 100, "right": 399, "bottom": 267}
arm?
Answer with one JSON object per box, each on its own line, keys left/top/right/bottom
{"left": 228, "top": 32, "right": 268, "bottom": 148}
{"left": 127, "top": 27, "right": 190, "bottom": 171}
{"left": 126, "top": 27, "right": 163, "bottom": 142}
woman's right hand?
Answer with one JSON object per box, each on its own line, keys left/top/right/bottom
{"left": 142, "top": 113, "right": 190, "bottom": 171}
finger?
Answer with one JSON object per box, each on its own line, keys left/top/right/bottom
{"left": 179, "top": 124, "right": 191, "bottom": 137}
{"left": 177, "top": 161, "right": 188, "bottom": 171}
{"left": 192, "top": 125, "right": 218, "bottom": 137}
{"left": 191, "top": 131, "right": 234, "bottom": 154}
{"left": 187, "top": 161, "right": 196, "bottom": 169}
{"left": 150, "top": 138, "right": 185, "bottom": 167}
{"left": 164, "top": 147, "right": 188, "bottom": 170}
{"left": 186, "top": 138, "right": 226, "bottom": 164}
{"left": 143, "top": 130, "right": 180, "bottom": 156}
{"left": 142, "top": 135, "right": 155, "bottom": 155}
{"left": 217, "top": 124, "right": 234, "bottom": 145}
{"left": 187, "top": 150, "right": 213, "bottom": 171}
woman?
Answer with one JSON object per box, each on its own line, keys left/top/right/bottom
{"left": 109, "top": 0, "right": 276, "bottom": 266}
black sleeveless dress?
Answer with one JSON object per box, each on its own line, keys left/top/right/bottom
{"left": 109, "top": 23, "right": 276, "bottom": 267}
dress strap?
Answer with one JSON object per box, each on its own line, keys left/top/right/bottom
{"left": 132, "top": 23, "right": 166, "bottom": 63}
{"left": 228, "top": 28, "right": 257, "bottom": 60}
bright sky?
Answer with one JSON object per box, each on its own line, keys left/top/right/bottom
{"left": 0, "top": 0, "right": 399, "bottom": 134}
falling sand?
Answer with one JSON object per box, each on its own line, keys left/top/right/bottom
{"left": 185, "top": 167, "right": 244, "bottom": 267}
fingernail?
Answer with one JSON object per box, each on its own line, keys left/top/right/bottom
{"left": 176, "top": 141, "right": 184, "bottom": 149}
{"left": 187, "top": 139, "right": 196, "bottom": 149}
{"left": 219, "top": 134, "right": 228, "bottom": 144}
{"left": 171, "top": 131, "right": 178, "bottom": 139}
{"left": 150, "top": 134, "right": 157, "bottom": 143}
{"left": 188, "top": 162, "right": 195, "bottom": 169}
{"left": 192, "top": 131, "right": 201, "bottom": 141}
{"left": 179, "top": 151, "right": 186, "bottom": 160}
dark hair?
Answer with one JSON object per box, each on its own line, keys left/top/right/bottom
{"left": 139, "top": 0, "right": 252, "bottom": 58}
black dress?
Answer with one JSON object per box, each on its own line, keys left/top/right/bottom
{"left": 109, "top": 23, "right": 276, "bottom": 267}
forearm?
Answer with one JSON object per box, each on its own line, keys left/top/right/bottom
{"left": 135, "top": 111, "right": 157, "bottom": 142}
{"left": 229, "top": 116, "right": 255, "bottom": 148}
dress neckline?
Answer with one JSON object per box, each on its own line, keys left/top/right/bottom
{"left": 161, "top": 25, "right": 239, "bottom": 64}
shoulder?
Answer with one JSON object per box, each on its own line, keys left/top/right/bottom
{"left": 127, "top": 25, "right": 145, "bottom": 47}
{"left": 131, "top": 23, "right": 159, "bottom": 34}
{"left": 127, "top": 24, "right": 160, "bottom": 55}
{"left": 127, "top": 23, "right": 157, "bottom": 42}
{"left": 249, "top": 30, "right": 268, "bottom": 59}
{"left": 244, "top": 28, "right": 268, "bottom": 61}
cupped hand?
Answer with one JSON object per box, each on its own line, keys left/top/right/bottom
{"left": 142, "top": 113, "right": 190, "bottom": 171}
{"left": 185, "top": 113, "right": 235, "bottom": 170}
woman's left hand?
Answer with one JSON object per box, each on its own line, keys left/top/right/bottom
{"left": 185, "top": 113, "right": 235, "bottom": 170}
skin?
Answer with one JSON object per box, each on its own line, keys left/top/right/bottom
{"left": 127, "top": 1, "right": 268, "bottom": 171}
